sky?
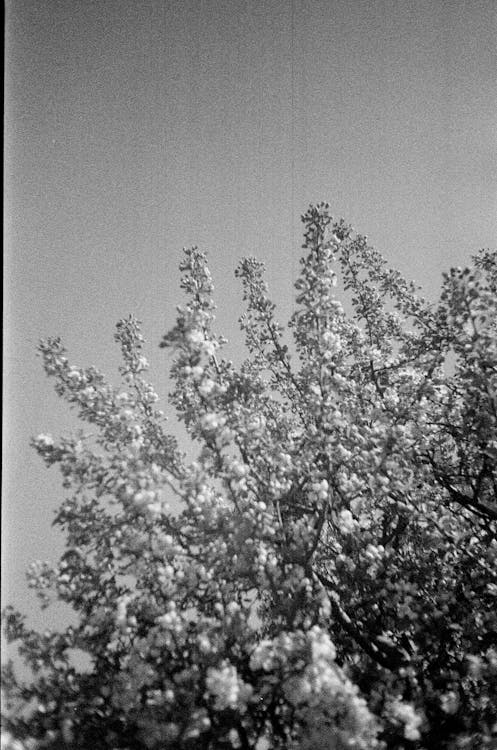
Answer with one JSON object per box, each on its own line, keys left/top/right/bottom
{"left": 3, "top": 0, "right": 496, "bottom": 639}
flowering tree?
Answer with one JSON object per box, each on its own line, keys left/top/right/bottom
{"left": 2, "top": 204, "right": 497, "bottom": 749}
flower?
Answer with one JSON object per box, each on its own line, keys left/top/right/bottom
{"left": 440, "top": 691, "right": 459, "bottom": 715}
{"left": 34, "top": 434, "right": 54, "bottom": 448}
{"left": 187, "top": 330, "right": 204, "bottom": 345}
{"left": 198, "top": 378, "right": 215, "bottom": 396}
{"left": 388, "top": 699, "right": 423, "bottom": 741}
{"left": 204, "top": 662, "right": 252, "bottom": 712}
{"left": 337, "top": 508, "right": 356, "bottom": 534}
{"left": 201, "top": 413, "right": 225, "bottom": 431}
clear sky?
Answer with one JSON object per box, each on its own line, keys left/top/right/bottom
{"left": 3, "top": 0, "right": 496, "bottom": 634}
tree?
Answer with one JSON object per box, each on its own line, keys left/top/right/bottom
{"left": 2, "top": 203, "right": 497, "bottom": 749}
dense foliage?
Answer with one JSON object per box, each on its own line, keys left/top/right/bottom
{"left": 2, "top": 204, "right": 497, "bottom": 749}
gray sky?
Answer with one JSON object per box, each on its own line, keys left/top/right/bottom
{"left": 3, "top": 0, "right": 496, "bottom": 632}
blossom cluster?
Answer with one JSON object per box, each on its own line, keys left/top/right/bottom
{"left": 2, "top": 206, "right": 497, "bottom": 749}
